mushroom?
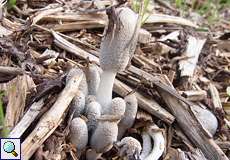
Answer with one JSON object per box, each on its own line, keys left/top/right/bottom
{"left": 116, "top": 136, "right": 142, "bottom": 160}
{"left": 66, "top": 67, "right": 88, "bottom": 96}
{"left": 96, "top": 7, "right": 139, "bottom": 112}
{"left": 106, "top": 97, "right": 126, "bottom": 116}
{"left": 70, "top": 91, "right": 85, "bottom": 117}
{"left": 192, "top": 105, "right": 218, "bottom": 136}
{"left": 67, "top": 67, "right": 88, "bottom": 117}
{"left": 90, "top": 115, "right": 121, "bottom": 157}
{"left": 140, "top": 131, "right": 152, "bottom": 160}
{"left": 86, "top": 101, "right": 101, "bottom": 134}
{"left": 69, "top": 117, "right": 88, "bottom": 152}
{"left": 118, "top": 94, "right": 138, "bottom": 139}
{"left": 144, "top": 124, "right": 165, "bottom": 160}
{"left": 85, "top": 63, "right": 101, "bottom": 95}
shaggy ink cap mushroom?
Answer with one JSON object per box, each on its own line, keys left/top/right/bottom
{"left": 69, "top": 117, "right": 88, "bottom": 151}
{"left": 118, "top": 94, "right": 138, "bottom": 139}
{"left": 86, "top": 101, "right": 101, "bottom": 134}
{"left": 106, "top": 97, "right": 126, "bottom": 116}
{"left": 66, "top": 67, "right": 88, "bottom": 96}
{"left": 116, "top": 136, "right": 142, "bottom": 159}
{"left": 70, "top": 91, "right": 85, "bottom": 117}
{"left": 85, "top": 64, "right": 100, "bottom": 95}
{"left": 96, "top": 7, "right": 139, "bottom": 111}
{"left": 192, "top": 105, "right": 218, "bottom": 136}
{"left": 90, "top": 115, "right": 121, "bottom": 154}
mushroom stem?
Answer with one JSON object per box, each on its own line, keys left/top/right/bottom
{"left": 96, "top": 70, "right": 116, "bottom": 112}
{"left": 140, "top": 131, "right": 152, "bottom": 160}
{"left": 145, "top": 125, "right": 165, "bottom": 160}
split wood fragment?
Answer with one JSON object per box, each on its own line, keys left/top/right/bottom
{"left": 9, "top": 99, "right": 44, "bottom": 138}
{"left": 21, "top": 71, "right": 83, "bottom": 159}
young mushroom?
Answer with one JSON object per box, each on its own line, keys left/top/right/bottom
{"left": 70, "top": 91, "right": 85, "bottom": 117}
{"left": 116, "top": 136, "right": 142, "bottom": 160}
{"left": 192, "top": 105, "right": 218, "bottom": 136}
{"left": 106, "top": 97, "right": 126, "bottom": 116}
{"left": 85, "top": 101, "right": 101, "bottom": 134}
{"left": 67, "top": 67, "right": 88, "bottom": 117}
{"left": 118, "top": 94, "right": 138, "bottom": 139}
{"left": 85, "top": 63, "right": 101, "bottom": 95}
{"left": 96, "top": 7, "right": 139, "bottom": 112}
{"left": 89, "top": 115, "right": 121, "bottom": 158}
{"left": 69, "top": 117, "right": 88, "bottom": 152}
{"left": 66, "top": 67, "right": 88, "bottom": 96}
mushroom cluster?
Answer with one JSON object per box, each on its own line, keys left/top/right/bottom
{"left": 67, "top": 6, "right": 218, "bottom": 160}
{"left": 68, "top": 7, "right": 143, "bottom": 160}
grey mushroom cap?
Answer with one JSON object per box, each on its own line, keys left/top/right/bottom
{"left": 105, "top": 97, "right": 126, "bottom": 116}
{"left": 90, "top": 116, "right": 119, "bottom": 153}
{"left": 66, "top": 67, "right": 88, "bottom": 96}
{"left": 69, "top": 117, "right": 88, "bottom": 151}
{"left": 85, "top": 64, "right": 100, "bottom": 95}
{"left": 118, "top": 94, "right": 138, "bottom": 139}
{"left": 100, "top": 7, "right": 138, "bottom": 72}
{"left": 192, "top": 105, "right": 218, "bottom": 136}
{"left": 86, "top": 101, "right": 101, "bottom": 133}
{"left": 70, "top": 91, "right": 85, "bottom": 117}
{"left": 116, "top": 137, "right": 142, "bottom": 159}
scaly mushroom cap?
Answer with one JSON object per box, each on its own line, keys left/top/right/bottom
{"left": 105, "top": 97, "right": 126, "bottom": 116}
{"left": 118, "top": 94, "right": 138, "bottom": 139}
{"left": 100, "top": 7, "right": 138, "bottom": 72}
{"left": 85, "top": 64, "right": 100, "bottom": 95}
{"left": 69, "top": 117, "right": 88, "bottom": 151}
{"left": 116, "top": 137, "right": 142, "bottom": 159}
{"left": 90, "top": 115, "right": 119, "bottom": 153}
{"left": 70, "top": 91, "right": 85, "bottom": 117}
{"left": 66, "top": 67, "right": 88, "bottom": 96}
{"left": 86, "top": 101, "right": 101, "bottom": 133}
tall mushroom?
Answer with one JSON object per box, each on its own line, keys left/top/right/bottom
{"left": 96, "top": 7, "right": 139, "bottom": 113}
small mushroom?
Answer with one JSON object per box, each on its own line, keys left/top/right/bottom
{"left": 116, "top": 136, "right": 142, "bottom": 160}
{"left": 70, "top": 91, "right": 85, "bottom": 117}
{"left": 105, "top": 97, "right": 126, "bottom": 116}
{"left": 85, "top": 64, "right": 101, "bottom": 95}
{"left": 66, "top": 67, "right": 88, "bottom": 96}
{"left": 90, "top": 115, "right": 121, "bottom": 155}
{"left": 192, "top": 105, "right": 218, "bottom": 136}
{"left": 69, "top": 117, "right": 88, "bottom": 151}
{"left": 86, "top": 101, "right": 101, "bottom": 134}
{"left": 140, "top": 132, "right": 152, "bottom": 160}
{"left": 118, "top": 94, "right": 138, "bottom": 139}
{"left": 144, "top": 124, "right": 165, "bottom": 160}
{"left": 96, "top": 7, "right": 139, "bottom": 111}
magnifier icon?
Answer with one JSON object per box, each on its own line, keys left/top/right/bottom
{"left": 3, "top": 141, "right": 18, "bottom": 157}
